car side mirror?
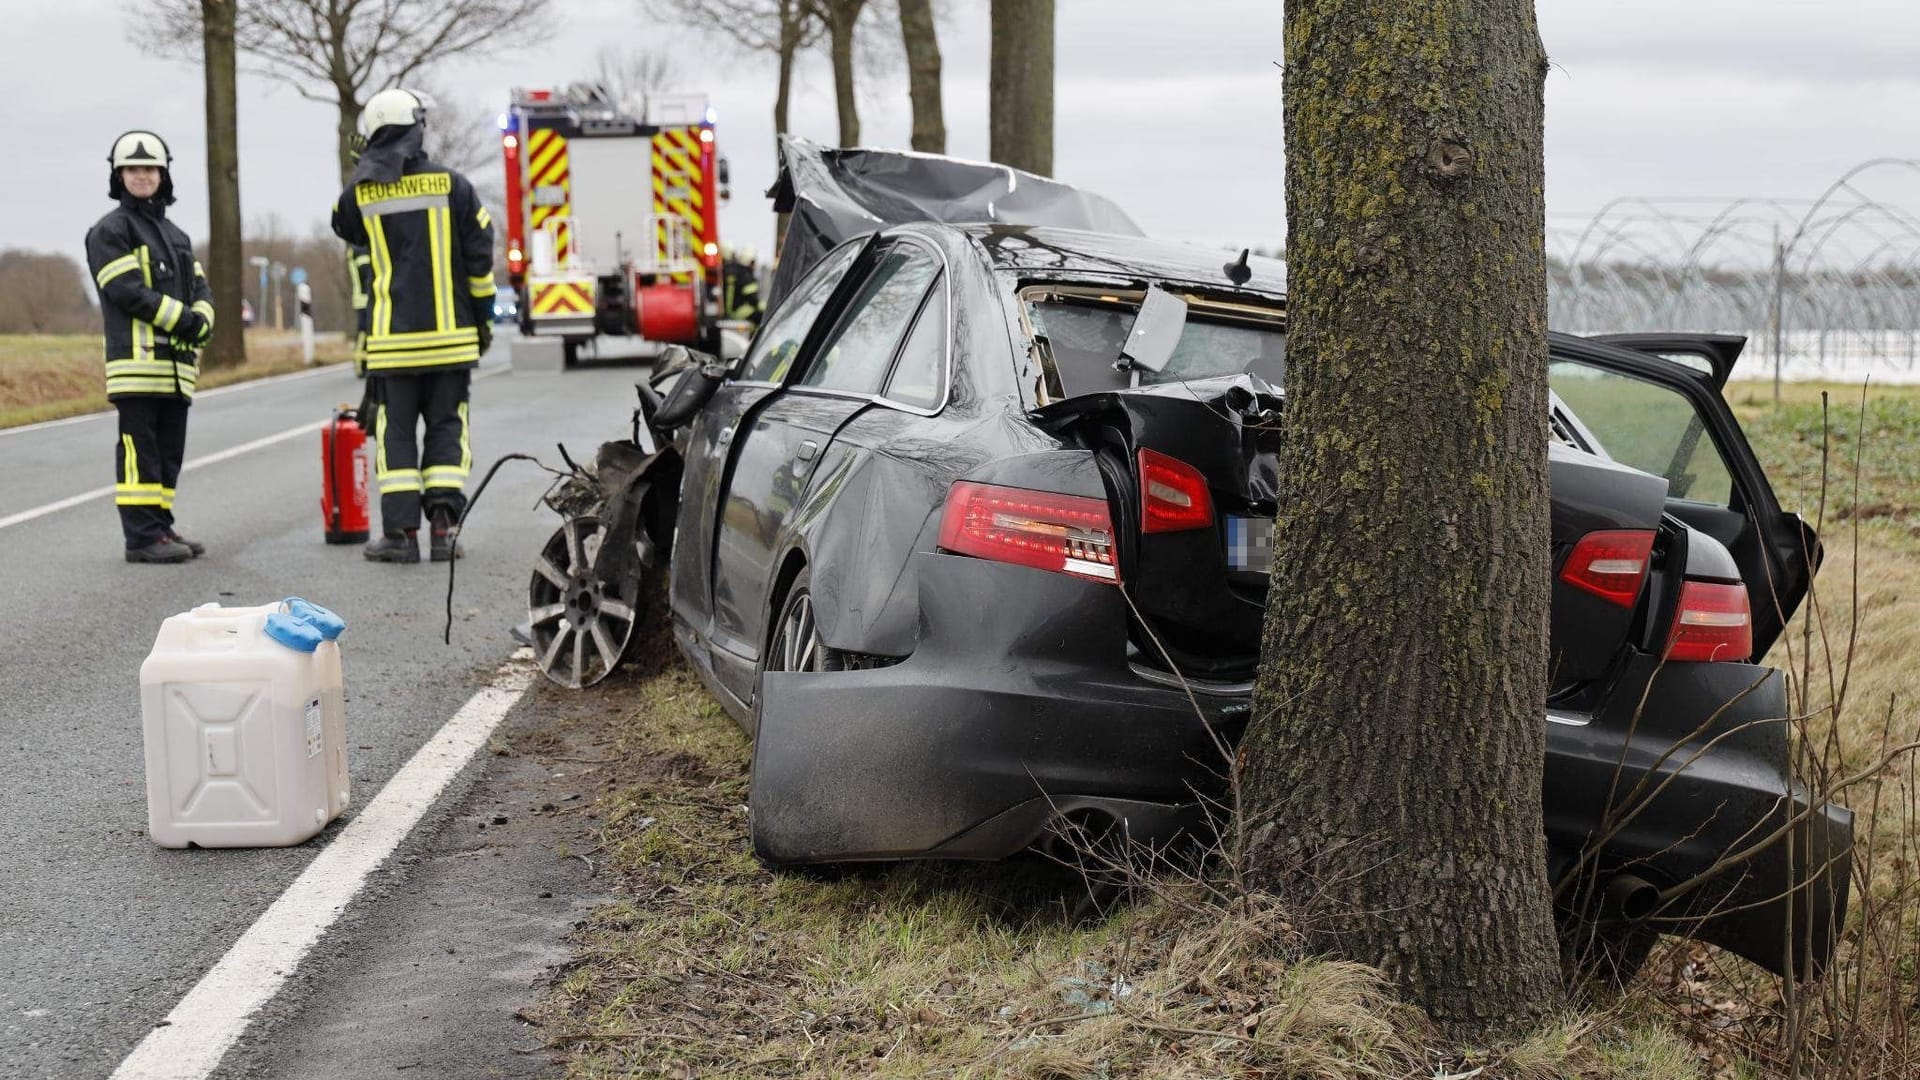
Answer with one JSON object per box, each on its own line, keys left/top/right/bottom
{"left": 649, "top": 344, "right": 728, "bottom": 430}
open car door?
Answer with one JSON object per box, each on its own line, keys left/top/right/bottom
{"left": 1548, "top": 333, "right": 1819, "bottom": 657}
{"left": 1588, "top": 332, "right": 1747, "bottom": 391}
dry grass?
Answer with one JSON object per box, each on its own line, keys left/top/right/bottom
{"left": 0, "top": 331, "right": 353, "bottom": 429}
{"left": 535, "top": 646, "right": 1694, "bottom": 1078}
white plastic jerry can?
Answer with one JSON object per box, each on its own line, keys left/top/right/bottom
{"left": 140, "top": 599, "right": 351, "bottom": 848}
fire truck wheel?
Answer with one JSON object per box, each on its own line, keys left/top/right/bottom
{"left": 563, "top": 339, "right": 581, "bottom": 368}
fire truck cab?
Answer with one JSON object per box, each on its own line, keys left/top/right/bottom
{"left": 502, "top": 85, "right": 729, "bottom": 365}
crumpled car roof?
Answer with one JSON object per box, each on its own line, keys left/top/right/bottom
{"left": 766, "top": 136, "right": 1145, "bottom": 305}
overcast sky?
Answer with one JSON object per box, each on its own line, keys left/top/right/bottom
{"left": 7, "top": 0, "right": 1919, "bottom": 272}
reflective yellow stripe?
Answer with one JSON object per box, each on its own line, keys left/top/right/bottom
{"left": 431, "top": 206, "right": 454, "bottom": 331}
{"left": 135, "top": 247, "right": 155, "bottom": 362}
{"left": 476, "top": 206, "right": 491, "bottom": 230}
{"left": 458, "top": 401, "right": 471, "bottom": 475}
{"left": 122, "top": 434, "right": 137, "bottom": 485}
{"left": 364, "top": 346, "right": 481, "bottom": 371}
{"left": 95, "top": 253, "right": 140, "bottom": 288}
{"left": 378, "top": 469, "right": 423, "bottom": 494}
{"left": 368, "top": 216, "right": 394, "bottom": 337}
{"left": 194, "top": 260, "right": 206, "bottom": 278}
{"left": 467, "top": 276, "right": 497, "bottom": 298}
{"left": 191, "top": 300, "right": 215, "bottom": 331}
{"left": 154, "top": 296, "right": 185, "bottom": 332}
{"left": 374, "top": 400, "right": 387, "bottom": 477}
{"left": 107, "top": 377, "right": 182, "bottom": 395}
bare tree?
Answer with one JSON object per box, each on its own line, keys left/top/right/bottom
{"left": 130, "top": 0, "right": 551, "bottom": 185}
{"left": 988, "top": 0, "right": 1052, "bottom": 174}
{"left": 641, "top": 0, "right": 824, "bottom": 138}
{"left": 805, "top": 0, "right": 869, "bottom": 145}
{"left": 897, "top": 0, "right": 944, "bottom": 152}
{"left": 1239, "top": 0, "right": 1561, "bottom": 1037}
{"left": 0, "top": 251, "right": 97, "bottom": 334}
{"left": 199, "top": 0, "right": 246, "bottom": 369}
{"left": 593, "top": 45, "right": 682, "bottom": 117}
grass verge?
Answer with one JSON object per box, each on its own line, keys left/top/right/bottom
{"left": 534, "top": 647, "right": 1694, "bottom": 1078}
{"left": 0, "top": 332, "right": 353, "bottom": 429}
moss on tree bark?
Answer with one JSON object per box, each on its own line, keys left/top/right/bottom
{"left": 1241, "top": 0, "right": 1563, "bottom": 1036}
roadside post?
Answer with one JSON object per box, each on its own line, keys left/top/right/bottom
{"left": 293, "top": 268, "right": 314, "bottom": 364}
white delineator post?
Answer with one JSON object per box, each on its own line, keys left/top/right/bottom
{"left": 297, "top": 281, "right": 315, "bottom": 365}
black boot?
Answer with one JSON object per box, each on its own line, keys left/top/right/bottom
{"left": 167, "top": 531, "right": 206, "bottom": 557}
{"left": 364, "top": 530, "right": 420, "bottom": 563}
{"left": 126, "top": 537, "right": 193, "bottom": 564}
{"left": 429, "top": 508, "right": 463, "bottom": 562}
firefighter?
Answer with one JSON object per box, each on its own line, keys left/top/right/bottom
{"left": 85, "top": 130, "right": 214, "bottom": 564}
{"left": 722, "top": 243, "right": 764, "bottom": 329}
{"left": 331, "top": 88, "right": 496, "bottom": 564}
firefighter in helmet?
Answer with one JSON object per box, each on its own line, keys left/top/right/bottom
{"left": 722, "top": 243, "right": 764, "bottom": 329}
{"left": 331, "top": 88, "right": 497, "bottom": 563}
{"left": 85, "top": 130, "right": 215, "bottom": 564}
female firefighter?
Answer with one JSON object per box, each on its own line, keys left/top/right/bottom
{"left": 84, "top": 130, "right": 214, "bottom": 564}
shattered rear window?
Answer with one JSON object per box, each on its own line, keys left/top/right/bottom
{"left": 1024, "top": 292, "right": 1286, "bottom": 397}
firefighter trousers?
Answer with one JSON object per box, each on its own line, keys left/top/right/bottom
{"left": 114, "top": 397, "right": 189, "bottom": 548}
{"left": 373, "top": 368, "right": 471, "bottom": 533}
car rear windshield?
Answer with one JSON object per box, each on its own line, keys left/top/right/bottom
{"left": 1026, "top": 293, "right": 1286, "bottom": 397}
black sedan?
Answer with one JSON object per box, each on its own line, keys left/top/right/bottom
{"left": 559, "top": 144, "right": 1849, "bottom": 983}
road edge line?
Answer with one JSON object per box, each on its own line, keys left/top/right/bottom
{"left": 108, "top": 656, "right": 538, "bottom": 1080}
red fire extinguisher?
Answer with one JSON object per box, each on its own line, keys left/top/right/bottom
{"left": 322, "top": 406, "right": 371, "bottom": 544}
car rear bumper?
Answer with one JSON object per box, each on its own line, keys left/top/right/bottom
{"left": 752, "top": 553, "right": 1241, "bottom": 863}
{"left": 751, "top": 552, "right": 1851, "bottom": 974}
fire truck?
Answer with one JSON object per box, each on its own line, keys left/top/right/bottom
{"left": 501, "top": 85, "right": 730, "bottom": 365}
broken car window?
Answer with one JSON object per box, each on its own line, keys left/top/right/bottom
{"left": 1026, "top": 296, "right": 1285, "bottom": 396}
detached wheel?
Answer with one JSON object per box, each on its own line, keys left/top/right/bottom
{"left": 528, "top": 516, "right": 643, "bottom": 688}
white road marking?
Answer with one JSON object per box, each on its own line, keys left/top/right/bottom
{"left": 0, "top": 420, "right": 328, "bottom": 531}
{"left": 110, "top": 656, "right": 538, "bottom": 1080}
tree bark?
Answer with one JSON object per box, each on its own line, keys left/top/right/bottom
{"left": 988, "top": 0, "right": 1052, "bottom": 175}
{"left": 198, "top": 0, "right": 246, "bottom": 369}
{"left": 1240, "top": 0, "right": 1561, "bottom": 1038}
{"left": 898, "top": 0, "right": 945, "bottom": 153}
{"left": 774, "top": 35, "right": 796, "bottom": 136}
{"left": 821, "top": 0, "right": 862, "bottom": 145}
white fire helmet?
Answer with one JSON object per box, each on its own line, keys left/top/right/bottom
{"left": 109, "top": 131, "right": 172, "bottom": 170}
{"left": 358, "top": 88, "right": 432, "bottom": 138}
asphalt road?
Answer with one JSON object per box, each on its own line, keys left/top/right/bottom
{"left": 0, "top": 342, "right": 645, "bottom": 1078}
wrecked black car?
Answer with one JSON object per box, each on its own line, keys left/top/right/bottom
{"left": 536, "top": 140, "right": 1850, "bottom": 983}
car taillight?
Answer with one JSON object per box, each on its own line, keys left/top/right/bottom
{"left": 937, "top": 481, "right": 1119, "bottom": 584}
{"left": 1666, "top": 580, "right": 1752, "bottom": 662}
{"left": 1558, "top": 529, "right": 1656, "bottom": 607}
{"left": 1137, "top": 448, "right": 1214, "bottom": 533}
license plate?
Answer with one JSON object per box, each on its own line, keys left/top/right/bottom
{"left": 1225, "top": 515, "right": 1274, "bottom": 574}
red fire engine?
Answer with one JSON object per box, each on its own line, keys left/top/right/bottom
{"left": 501, "top": 85, "right": 730, "bottom": 365}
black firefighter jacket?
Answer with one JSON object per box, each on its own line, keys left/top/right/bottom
{"left": 85, "top": 198, "right": 214, "bottom": 401}
{"left": 331, "top": 154, "right": 496, "bottom": 374}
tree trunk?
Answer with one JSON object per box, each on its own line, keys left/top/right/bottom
{"left": 774, "top": 37, "right": 796, "bottom": 136}
{"left": 824, "top": 0, "right": 860, "bottom": 146}
{"left": 335, "top": 93, "right": 362, "bottom": 187}
{"left": 1239, "top": 0, "right": 1561, "bottom": 1038}
{"left": 988, "top": 0, "right": 1052, "bottom": 175}
{"left": 198, "top": 0, "right": 246, "bottom": 370}
{"left": 898, "top": 0, "right": 945, "bottom": 153}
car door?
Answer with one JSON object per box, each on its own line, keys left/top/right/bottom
{"left": 671, "top": 239, "right": 865, "bottom": 669}
{"left": 1589, "top": 332, "right": 1746, "bottom": 389}
{"left": 705, "top": 237, "right": 946, "bottom": 700}
{"left": 1548, "top": 335, "right": 1818, "bottom": 656}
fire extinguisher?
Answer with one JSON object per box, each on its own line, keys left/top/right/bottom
{"left": 322, "top": 406, "right": 371, "bottom": 544}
